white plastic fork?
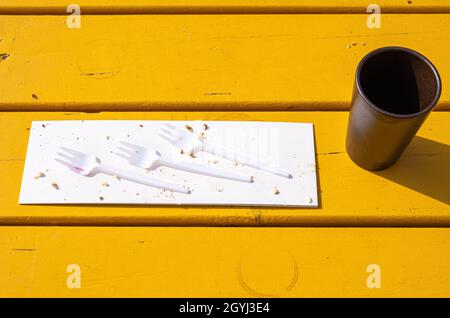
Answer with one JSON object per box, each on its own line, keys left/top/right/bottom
{"left": 55, "top": 147, "right": 190, "bottom": 194}
{"left": 115, "top": 141, "right": 253, "bottom": 183}
{"left": 158, "top": 123, "right": 292, "bottom": 178}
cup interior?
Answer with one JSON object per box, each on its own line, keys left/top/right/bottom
{"left": 358, "top": 48, "right": 440, "bottom": 115}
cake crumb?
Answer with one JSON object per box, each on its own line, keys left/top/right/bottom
{"left": 216, "top": 186, "right": 224, "bottom": 192}
{"left": 203, "top": 123, "right": 209, "bottom": 130}
{"left": 101, "top": 181, "right": 110, "bottom": 187}
{"left": 99, "top": 196, "right": 104, "bottom": 201}
{"left": 34, "top": 172, "right": 46, "bottom": 180}
{"left": 185, "top": 125, "right": 193, "bottom": 132}
{"left": 51, "top": 181, "right": 59, "bottom": 190}
{"left": 0, "top": 53, "right": 10, "bottom": 61}
{"left": 273, "top": 187, "right": 280, "bottom": 195}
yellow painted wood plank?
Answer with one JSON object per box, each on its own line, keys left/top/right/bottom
{"left": 0, "top": 14, "right": 449, "bottom": 111}
{"left": 1, "top": 111, "right": 448, "bottom": 226}
{"left": 1, "top": 1, "right": 450, "bottom": 14}
{"left": 1, "top": 226, "right": 449, "bottom": 297}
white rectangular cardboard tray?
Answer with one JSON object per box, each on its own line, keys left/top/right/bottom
{"left": 19, "top": 120, "right": 318, "bottom": 207}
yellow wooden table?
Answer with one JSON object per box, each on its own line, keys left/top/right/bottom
{"left": 0, "top": 1, "right": 449, "bottom": 297}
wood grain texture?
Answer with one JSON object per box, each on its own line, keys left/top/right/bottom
{"left": 0, "top": 1, "right": 449, "bottom": 14}
{"left": 1, "top": 111, "right": 448, "bottom": 226}
{"left": 0, "top": 14, "right": 449, "bottom": 111}
{"left": 1, "top": 226, "right": 449, "bottom": 297}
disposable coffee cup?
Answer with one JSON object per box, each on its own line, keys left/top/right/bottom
{"left": 346, "top": 46, "right": 442, "bottom": 171}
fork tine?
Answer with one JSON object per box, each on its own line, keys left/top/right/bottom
{"left": 119, "top": 141, "right": 141, "bottom": 151}
{"left": 164, "top": 123, "right": 185, "bottom": 133}
{"left": 55, "top": 158, "right": 73, "bottom": 169}
{"left": 56, "top": 152, "right": 74, "bottom": 162}
{"left": 163, "top": 123, "right": 176, "bottom": 130}
{"left": 114, "top": 151, "right": 131, "bottom": 161}
{"left": 160, "top": 127, "right": 175, "bottom": 137}
{"left": 60, "top": 146, "right": 83, "bottom": 156}
{"left": 158, "top": 133, "right": 176, "bottom": 145}
{"left": 117, "top": 146, "right": 137, "bottom": 155}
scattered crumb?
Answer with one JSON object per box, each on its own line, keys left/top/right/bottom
{"left": 250, "top": 176, "right": 255, "bottom": 182}
{"left": 273, "top": 187, "right": 280, "bottom": 195}
{"left": 32, "top": 94, "right": 39, "bottom": 100}
{"left": 233, "top": 161, "right": 239, "bottom": 166}
{"left": 203, "top": 123, "right": 209, "bottom": 130}
{"left": 307, "top": 197, "right": 313, "bottom": 204}
{"left": 347, "top": 44, "right": 352, "bottom": 49}
{"left": 51, "top": 181, "right": 59, "bottom": 190}
{"left": 352, "top": 41, "right": 357, "bottom": 46}
{"left": 115, "top": 175, "right": 121, "bottom": 181}
{"left": 208, "top": 159, "right": 219, "bottom": 164}
{"left": 189, "top": 151, "right": 196, "bottom": 158}
{"left": 101, "top": 181, "right": 110, "bottom": 187}
{"left": 216, "top": 186, "right": 224, "bottom": 192}
{"left": 0, "top": 53, "right": 10, "bottom": 61}
{"left": 180, "top": 149, "right": 184, "bottom": 154}
{"left": 362, "top": 42, "right": 367, "bottom": 46}
{"left": 198, "top": 131, "right": 206, "bottom": 141}
{"left": 185, "top": 125, "right": 193, "bottom": 132}
{"left": 99, "top": 196, "right": 104, "bottom": 201}
{"left": 139, "top": 124, "right": 144, "bottom": 128}
{"left": 41, "top": 124, "right": 46, "bottom": 128}
{"left": 136, "top": 193, "right": 140, "bottom": 196}
{"left": 34, "top": 172, "right": 46, "bottom": 180}
{"left": 106, "top": 136, "right": 110, "bottom": 140}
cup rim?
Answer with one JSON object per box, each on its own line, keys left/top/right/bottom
{"left": 355, "top": 46, "right": 442, "bottom": 119}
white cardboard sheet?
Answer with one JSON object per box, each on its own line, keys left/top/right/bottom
{"left": 19, "top": 120, "right": 318, "bottom": 207}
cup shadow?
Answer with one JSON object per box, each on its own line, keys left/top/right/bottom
{"left": 373, "top": 136, "right": 450, "bottom": 205}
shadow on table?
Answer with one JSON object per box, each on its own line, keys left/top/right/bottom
{"left": 374, "top": 136, "right": 450, "bottom": 205}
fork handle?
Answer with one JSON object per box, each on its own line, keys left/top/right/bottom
{"left": 97, "top": 164, "right": 190, "bottom": 194}
{"left": 202, "top": 142, "right": 292, "bottom": 179}
{"left": 158, "top": 159, "right": 253, "bottom": 183}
